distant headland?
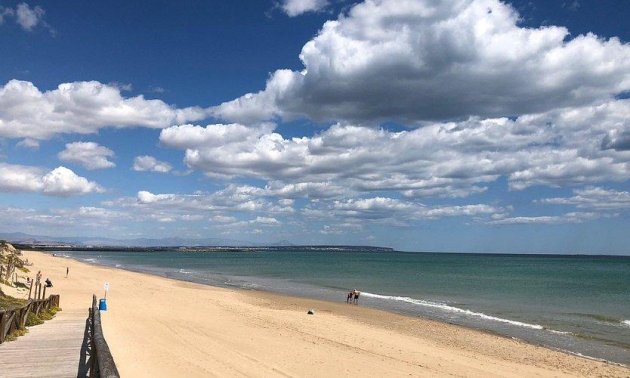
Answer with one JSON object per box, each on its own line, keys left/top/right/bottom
{"left": 0, "top": 232, "right": 393, "bottom": 253}
{"left": 14, "top": 244, "right": 396, "bottom": 254}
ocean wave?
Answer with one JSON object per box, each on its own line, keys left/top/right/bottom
{"left": 83, "top": 258, "right": 97, "bottom": 263}
{"left": 115, "top": 264, "right": 122, "bottom": 268}
{"left": 178, "top": 269, "right": 192, "bottom": 274}
{"left": 578, "top": 313, "right": 630, "bottom": 328}
{"left": 547, "top": 329, "right": 572, "bottom": 335}
{"left": 362, "top": 292, "right": 544, "bottom": 330}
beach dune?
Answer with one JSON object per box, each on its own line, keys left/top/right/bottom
{"left": 20, "top": 250, "right": 629, "bottom": 377}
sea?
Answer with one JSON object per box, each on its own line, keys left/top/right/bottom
{"left": 56, "top": 249, "right": 630, "bottom": 365}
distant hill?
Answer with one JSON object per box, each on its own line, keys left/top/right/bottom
{"left": 0, "top": 232, "right": 255, "bottom": 248}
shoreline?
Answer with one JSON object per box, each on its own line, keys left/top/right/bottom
{"left": 48, "top": 254, "right": 624, "bottom": 366}
{"left": 20, "top": 250, "right": 630, "bottom": 377}
{"left": 49, "top": 250, "right": 630, "bottom": 366}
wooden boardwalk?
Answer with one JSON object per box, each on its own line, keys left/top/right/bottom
{"left": 0, "top": 308, "right": 89, "bottom": 378}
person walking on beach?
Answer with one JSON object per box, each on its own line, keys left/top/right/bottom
{"left": 66, "top": 267, "right": 69, "bottom": 278}
{"left": 346, "top": 290, "right": 353, "bottom": 303}
{"left": 36, "top": 270, "right": 42, "bottom": 285}
{"left": 353, "top": 289, "right": 361, "bottom": 305}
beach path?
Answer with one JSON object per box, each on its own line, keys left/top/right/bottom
{"left": 0, "top": 307, "right": 89, "bottom": 378}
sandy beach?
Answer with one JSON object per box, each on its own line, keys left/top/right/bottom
{"left": 13, "top": 250, "right": 629, "bottom": 377}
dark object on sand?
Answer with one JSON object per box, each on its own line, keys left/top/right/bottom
{"left": 45, "top": 278, "right": 53, "bottom": 288}
{"left": 307, "top": 309, "right": 315, "bottom": 315}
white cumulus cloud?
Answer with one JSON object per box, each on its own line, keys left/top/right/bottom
{"left": 41, "top": 167, "right": 104, "bottom": 196}
{"left": 0, "top": 163, "right": 103, "bottom": 196}
{"left": 281, "top": 0, "right": 328, "bottom": 16}
{"left": 58, "top": 142, "right": 116, "bottom": 170}
{"left": 162, "top": 97, "right": 630, "bottom": 198}
{"left": 133, "top": 155, "right": 172, "bottom": 173}
{"left": 0, "top": 80, "right": 210, "bottom": 140}
{"left": 214, "top": 0, "right": 630, "bottom": 125}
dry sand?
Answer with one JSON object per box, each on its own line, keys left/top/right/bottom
{"left": 17, "top": 250, "right": 630, "bottom": 377}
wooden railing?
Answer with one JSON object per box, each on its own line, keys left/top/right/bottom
{"left": 89, "top": 295, "right": 119, "bottom": 378}
{"left": 0, "top": 294, "right": 60, "bottom": 344}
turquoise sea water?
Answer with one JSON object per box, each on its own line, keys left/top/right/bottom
{"left": 58, "top": 250, "right": 630, "bottom": 365}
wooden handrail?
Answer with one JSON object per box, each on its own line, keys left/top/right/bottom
{"left": 0, "top": 294, "right": 60, "bottom": 344}
{"left": 89, "top": 295, "right": 119, "bottom": 378}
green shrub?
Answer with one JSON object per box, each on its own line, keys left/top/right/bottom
{"left": 25, "top": 311, "right": 43, "bottom": 326}
{"left": 38, "top": 310, "right": 54, "bottom": 321}
{"left": 5, "top": 328, "right": 28, "bottom": 342}
{"left": 0, "top": 294, "right": 26, "bottom": 311}
{"left": 14, "top": 281, "right": 29, "bottom": 289}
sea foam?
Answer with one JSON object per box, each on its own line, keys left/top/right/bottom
{"left": 362, "top": 292, "right": 544, "bottom": 330}
{"left": 622, "top": 320, "right": 630, "bottom": 327}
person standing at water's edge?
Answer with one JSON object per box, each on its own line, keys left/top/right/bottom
{"left": 349, "top": 289, "right": 360, "bottom": 304}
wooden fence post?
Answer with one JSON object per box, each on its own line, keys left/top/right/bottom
{"left": 28, "top": 279, "right": 33, "bottom": 300}
{"left": 0, "top": 312, "right": 4, "bottom": 343}
{"left": 42, "top": 286, "right": 47, "bottom": 301}
{"left": 0, "top": 312, "right": 6, "bottom": 344}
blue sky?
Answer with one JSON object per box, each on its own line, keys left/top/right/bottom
{"left": 1, "top": 0, "right": 630, "bottom": 253}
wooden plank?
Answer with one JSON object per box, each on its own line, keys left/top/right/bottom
{"left": 0, "top": 294, "right": 109, "bottom": 378}
{"left": 0, "top": 308, "right": 88, "bottom": 378}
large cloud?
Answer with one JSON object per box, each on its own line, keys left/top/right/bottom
{"left": 162, "top": 98, "right": 630, "bottom": 196}
{"left": 0, "top": 80, "right": 210, "bottom": 140}
{"left": 0, "top": 163, "right": 103, "bottom": 196}
{"left": 214, "top": 0, "right": 630, "bottom": 124}
{"left": 104, "top": 186, "right": 505, "bottom": 230}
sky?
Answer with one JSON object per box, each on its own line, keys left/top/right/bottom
{"left": 1, "top": 0, "right": 630, "bottom": 253}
